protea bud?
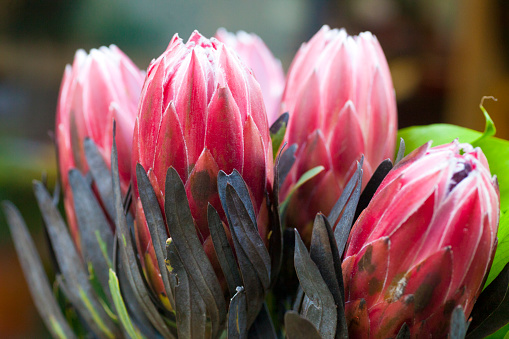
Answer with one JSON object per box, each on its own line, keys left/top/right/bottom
{"left": 342, "top": 141, "right": 500, "bottom": 337}
{"left": 132, "top": 31, "right": 274, "bottom": 310}
{"left": 215, "top": 28, "right": 285, "bottom": 124}
{"left": 280, "top": 26, "right": 397, "bottom": 243}
{"left": 56, "top": 45, "right": 144, "bottom": 242}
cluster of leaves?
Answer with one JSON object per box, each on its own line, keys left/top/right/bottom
{"left": 3, "top": 105, "right": 509, "bottom": 338}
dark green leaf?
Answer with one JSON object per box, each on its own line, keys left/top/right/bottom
{"left": 284, "top": 311, "right": 321, "bottom": 339}
{"left": 269, "top": 146, "right": 284, "bottom": 287}
{"left": 167, "top": 240, "right": 207, "bottom": 339}
{"left": 309, "top": 214, "right": 347, "bottom": 338}
{"left": 395, "top": 323, "right": 410, "bottom": 339}
{"left": 225, "top": 184, "right": 271, "bottom": 289}
{"left": 84, "top": 137, "right": 115, "bottom": 220}
{"left": 207, "top": 203, "right": 242, "bottom": 298}
{"left": 164, "top": 167, "right": 227, "bottom": 337}
{"left": 111, "top": 134, "right": 175, "bottom": 339}
{"left": 2, "top": 201, "right": 77, "bottom": 339}
{"left": 247, "top": 303, "right": 277, "bottom": 339}
{"left": 278, "top": 144, "right": 297, "bottom": 190}
{"left": 33, "top": 180, "right": 120, "bottom": 339}
{"left": 69, "top": 169, "right": 114, "bottom": 303}
{"left": 270, "top": 112, "right": 289, "bottom": 159}
{"left": 225, "top": 184, "right": 270, "bottom": 325}
{"left": 228, "top": 287, "right": 247, "bottom": 339}
{"left": 218, "top": 169, "right": 257, "bottom": 227}
{"left": 467, "top": 262, "right": 509, "bottom": 338}
{"left": 294, "top": 230, "right": 337, "bottom": 338}
{"left": 328, "top": 159, "right": 363, "bottom": 227}
{"left": 136, "top": 163, "right": 175, "bottom": 308}
{"left": 354, "top": 159, "right": 393, "bottom": 222}
{"left": 333, "top": 162, "right": 363, "bottom": 257}
{"left": 450, "top": 306, "right": 469, "bottom": 339}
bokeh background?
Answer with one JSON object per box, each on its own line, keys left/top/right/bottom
{"left": 1, "top": 0, "right": 508, "bottom": 337}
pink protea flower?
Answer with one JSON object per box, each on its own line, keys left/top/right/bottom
{"left": 56, "top": 45, "right": 144, "bottom": 243}
{"left": 215, "top": 28, "right": 285, "bottom": 124}
{"left": 342, "top": 141, "right": 500, "bottom": 338}
{"left": 132, "top": 31, "right": 274, "bottom": 308}
{"left": 280, "top": 25, "right": 398, "bottom": 243}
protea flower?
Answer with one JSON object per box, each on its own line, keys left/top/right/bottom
{"left": 132, "top": 31, "right": 274, "bottom": 310}
{"left": 342, "top": 141, "right": 500, "bottom": 337}
{"left": 279, "top": 25, "right": 398, "bottom": 242}
{"left": 215, "top": 28, "right": 285, "bottom": 124}
{"left": 56, "top": 45, "right": 144, "bottom": 243}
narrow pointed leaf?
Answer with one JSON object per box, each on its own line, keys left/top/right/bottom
{"left": 285, "top": 311, "right": 322, "bottom": 339}
{"left": 165, "top": 167, "right": 227, "bottom": 337}
{"left": 217, "top": 169, "right": 257, "bottom": 228}
{"left": 270, "top": 112, "right": 289, "bottom": 159}
{"left": 228, "top": 287, "right": 247, "bottom": 339}
{"left": 33, "top": 180, "right": 120, "bottom": 339}
{"left": 2, "top": 201, "right": 77, "bottom": 339}
{"left": 467, "top": 262, "right": 509, "bottom": 338}
{"left": 84, "top": 137, "right": 115, "bottom": 220}
{"left": 108, "top": 269, "right": 145, "bottom": 339}
{"left": 269, "top": 147, "right": 284, "bottom": 286}
{"left": 225, "top": 184, "right": 269, "bottom": 325}
{"left": 294, "top": 230, "right": 337, "bottom": 338}
{"left": 395, "top": 323, "right": 410, "bottom": 339}
{"left": 167, "top": 240, "right": 207, "bottom": 339}
{"left": 136, "top": 163, "right": 175, "bottom": 307}
{"left": 278, "top": 144, "right": 297, "bottom": 190}
{"left": 309, "top": 214, "right": 347, "bottom": 338}
{"left": 334, "top": 165, "right": 363, "bottom": 257}
{"left": 69, "top": 168, "right": 114, "bottom": 303}
{"left": 225, "top": 184, "right": 271, "bottom": 289}
{"left": 247, "top": 303, "right": 277, "bottom": 339}
{"left": 208, "top": 203, "right": 242, "bottom": 297}
{"left": 328, "top": 160, "right": 362, "bottom": 227}
{"left": 354, "top": 158, "right": 393, "bottom": 221}
{"left": 280, "top": 165, "right": 325, "bottom": 214}
{"left": 111, "top": 133, "right": 175, "bottom": 339}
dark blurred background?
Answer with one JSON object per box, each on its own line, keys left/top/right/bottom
{"left": 1, "top": 0, "right": 508, "bottom": 337}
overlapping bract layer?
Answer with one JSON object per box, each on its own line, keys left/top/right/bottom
{"left": 215, "top": 28, "right": 285, "bottom": 124}
{"left": 280, "top": 25, "right": 398, "bottom": 241}
{"left": 342, "top": 141, "right": 500, "bottom": 337}
{"left": 56, "top": 45, "right": 144, "bottom": 242}
{"left": 132, "top": 31, "right": 274, "bottom": 307}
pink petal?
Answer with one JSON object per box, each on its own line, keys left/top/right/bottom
{"left": 403, "top": 247, "right": 453, "bottom": 323}
{"left": 174, "top": 50, "right": 208, "bottom": 166}
{"left": 184, "top": 148, "right": 221, "bottom": 240}
{"left": 348, "top": 237, "right": 390, "bottom": 307}
{"left": 345, "top": 299, "right": 370, "bottom": 338}
{"left": 138, "top": 58, "right": 165, "bottom": 169}
{"left": 153, "top": 102, "right": 189, "bottom": 188}
{"left": 205, "top": 86, "right": 244, "bottom": 175}
{"left": 285, "top": 71, "right": 322, "bottom": 146}
{"left": 218, "top": 45, "right": 249, "bottom": 121}
{"left": 368, "top": 295, "right": 415, "bottom": 338}
{"left": 328, "top": 101, "right": 365, "bottom": 187}
{"left": 242, "top": 115, "right": 266, "bottom": 213}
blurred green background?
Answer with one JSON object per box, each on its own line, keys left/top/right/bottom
{"left": 1, "top": 0, "right": 509, "bottom": 337}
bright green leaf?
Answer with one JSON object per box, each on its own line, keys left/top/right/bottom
{"left": 108, "top": 269, "right": 145, "bottom": 339}
{"left": 279, "top": 166, "right": 325, "bottom": 217}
